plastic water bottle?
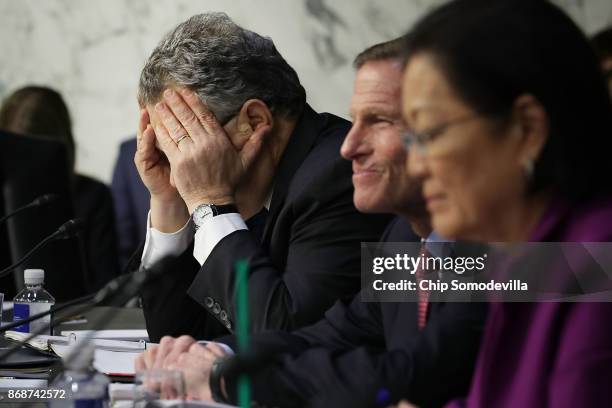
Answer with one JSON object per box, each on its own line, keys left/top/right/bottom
{"left": 12, "top": 268, "right": 55, "bottom": 334}
{"left": 50, "top": 342, "right": 110, "bottom": 408}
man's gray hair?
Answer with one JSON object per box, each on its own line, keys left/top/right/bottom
{"left": 138, "top": 12, "right": 306, "bottom": 123}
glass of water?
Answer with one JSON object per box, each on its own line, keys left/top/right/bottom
{"left": 133, "top": 369, "right": 186, "bottom": 407}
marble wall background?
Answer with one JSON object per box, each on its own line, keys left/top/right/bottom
{"left": 1, "top": 0, "right": 611, "bottom": 182}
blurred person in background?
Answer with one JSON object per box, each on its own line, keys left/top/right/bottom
{"left": 110, "top": 136, "right": 149, "bottom": 270}
{"left": 0, "top": 85, "right": 120, "bottom": 291}
{"left": 400, "top": 0, "right": 612, "bottom": 407}
{"left": 592, "top": 26, "right": 612, "bottom": 98}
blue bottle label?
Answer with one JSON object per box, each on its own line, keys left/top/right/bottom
{"left": 12, "top": 303, "right": 30, "bottom": 332}
{"left": 12, "top": 302, "right": 52, "bottom": 334}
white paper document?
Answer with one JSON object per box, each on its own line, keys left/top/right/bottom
{"left": 51, "top": 343, "right": 140, "bottom": 376}
{"left": 60, "top": 329, "right": 149, "bottom": 342}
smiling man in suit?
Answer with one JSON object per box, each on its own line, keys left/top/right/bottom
{"left": 130, "top": 12, "right": 391, "bottom": 343}
{"left": 135, "top": 38, "right": 488, "bottom": 408}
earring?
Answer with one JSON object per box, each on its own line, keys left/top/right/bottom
{"left": 523, "top": 158, "right": 534, "bottom": 180}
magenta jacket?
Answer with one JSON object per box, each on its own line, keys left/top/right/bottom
{"left": 447, "top": 196, "right": 612, "bottom": 408}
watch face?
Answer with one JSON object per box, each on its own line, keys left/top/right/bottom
{"left": 195, "top": 204, "right": 213, "bottom": 224}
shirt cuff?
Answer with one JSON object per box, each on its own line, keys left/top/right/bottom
{"left": 141, "top": 210, "right": 194, "bottom": 269}
{"left": 197, "top": 340, "right": 235, "bottom": 356}
{"left": 192, "top": 213, "right": 248, "bottom": 266}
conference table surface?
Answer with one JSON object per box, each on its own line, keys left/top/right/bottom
{"left": 54, "top": 305, "right": 147, "bottom": 333}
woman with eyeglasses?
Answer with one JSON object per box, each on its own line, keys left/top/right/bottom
{"left": 396, "top": 0, "right": 612, "bottom": 407}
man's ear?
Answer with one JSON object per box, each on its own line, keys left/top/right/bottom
{"left": 230, "top": 99, "right": 274, "bottom": 150}
{"left": 511, "top": 94, "right": 549, "bottom": 168}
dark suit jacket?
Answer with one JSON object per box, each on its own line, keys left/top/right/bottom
{"left": 73, "top": 174, "right": 120, "bottom": 291}
{"left": 219, "top": 217, "right": 488, "bottom": 408}
{"left": 135, "top": 105, "right": 392, "bottom": 342}
{"left": 111, "top": 138, "right": 150, "bottom": 271}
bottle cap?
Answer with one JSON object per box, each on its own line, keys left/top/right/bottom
{"left": 24, "top": 269, "right": 44, "bottom": 285}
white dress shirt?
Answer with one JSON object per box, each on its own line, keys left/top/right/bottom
{"left": 141, "top": 194, "right": 272, "bottom": 269}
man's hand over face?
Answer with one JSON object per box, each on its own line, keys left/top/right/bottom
{"left": 151, "top": 88, "right": 270, "bottom": 213}
{"left": 135, "top": 109, "right": 180, "bottom": 202}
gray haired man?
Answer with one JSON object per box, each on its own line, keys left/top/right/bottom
{"left": 131, "top": 13, "right": 391, "bottom": 344}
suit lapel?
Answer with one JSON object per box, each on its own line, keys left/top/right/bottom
{"left": 262, "top": 105, "right": 323, "bottom": 244}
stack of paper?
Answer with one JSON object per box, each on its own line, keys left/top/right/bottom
{"left": 51, "top": 343, "right": 141, "bottom": 376}
{"left": 60, "top": 329, "right": 149, "bottom": 342}
{"left": 4, "top": 331, "right": 65, "bottom": 351}
{"left": 4, "top": 329, "right": 151, "bottom": 377}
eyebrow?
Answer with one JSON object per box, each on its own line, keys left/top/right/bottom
{"left": 404, "top": 104, "right": 443, "bottom": 125}
{"left": 352, "top": 107, "right": 398, "bottom": 118}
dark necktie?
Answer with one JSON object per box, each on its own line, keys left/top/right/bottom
{"left": 245, "top": 207, "right": 269, "bottom": 244}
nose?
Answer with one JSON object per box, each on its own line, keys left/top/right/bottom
{"left": 341, "top": 122, "right": 368, "bottom": 160}
{"left": 407, "top": 146, "right": 428, "bottom": 180}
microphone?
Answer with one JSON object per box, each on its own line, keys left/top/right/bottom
{"left": 0, "top": 194, "right": 59, "bottom": 225}
{"left": 56, "top": 219, "right": 85, "bottom": 239}
{"left": 0, "top": 218, "right": 84, "bottom": 279}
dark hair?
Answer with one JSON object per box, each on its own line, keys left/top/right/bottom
{"left": 401, "top": 0, "right": 612, "bottom": 199}
{"left": 592, "top": 26, "right": 612, "bottom": 61}
{"left": 353, "top": 37, "right": 404, "bottom": 69}
{"left": 0, "top": 86, "right": 75, "bottom": 169}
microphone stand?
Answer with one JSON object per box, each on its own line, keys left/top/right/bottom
{"left": 0, "top": 194, "right": 58, "bottom": 225}
{"left": 0, "top": 219, "right": 84, "bottom": 279}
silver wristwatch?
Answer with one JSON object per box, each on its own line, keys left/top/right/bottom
{"left": 192, "top": 203, "right": 238, "bottom": 230}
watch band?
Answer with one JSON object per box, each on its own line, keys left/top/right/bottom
{"left": 210, "top": 356, "right": 231, "bottom": 403}
{"left": 209, "top": 203, "right": 239, "bottom": 216}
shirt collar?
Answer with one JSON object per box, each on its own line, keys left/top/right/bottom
{"left": 264, "top": 189, "right": 273, "bottom": 210}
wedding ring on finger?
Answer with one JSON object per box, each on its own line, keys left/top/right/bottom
{"left": 175, "top": 134, "right": 190, "bottom": 145}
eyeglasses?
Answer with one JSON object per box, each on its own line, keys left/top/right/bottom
{"left": 400, "top": 114, "right": 481, "bottom": 155}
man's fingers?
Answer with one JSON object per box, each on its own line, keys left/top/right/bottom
{"left": 135, "top": 345, "right": 158, "bottom": 372}
{"left": 136, "top": 109, "right": 150, "bottom": 157}
{"left": 162, "top": 335, "right": 196, "bottom": 368}
{"left": 176, "top": 351, "right": 205, "bottom": 368}
{"left": 154, "top": 336, "right": 176, "bottom": 369}
{"left": 179, "top": 88, "right": 224, "bottom": 136}
{"left": 155, "top": 99, "right": 194, "bottom": 148}
{"left": 145, "top": 346, "right": 159, "bottom": 369}
{"left": 188, "top": 343, "right": 222, "bottom": 362}
{"left": 137, "top": 109, "right": 149, "bottom": 141}
{"left": 162, "top": 89, "right": 204, "bottom": 142}
{"left": 135, "top": 353, "right": 146, "bottom": 372}
{"left": 138, "top": 125, "right": 157, "bottom": 156}
{"left": 202, "top": 342, "right": 227, "bottom": 358}
{"left": 153, "top": 120, "right": 179, "bottom": 161}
